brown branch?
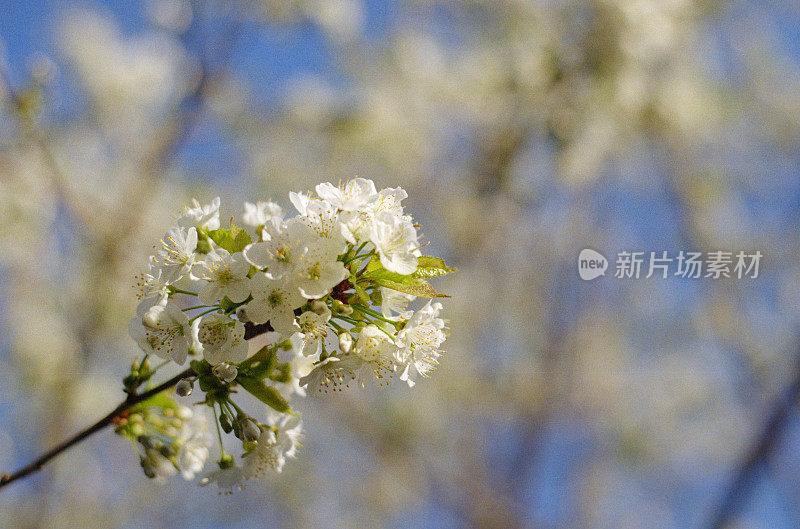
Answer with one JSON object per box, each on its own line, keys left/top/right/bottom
{"left": 0, "top": 367, "right": 193, "bottom": 490}
{"left": 707, "top": 352, "right": 800, "bottom": 529}
{"left": 0, "top": 320, "right": 273, "bottom": 491}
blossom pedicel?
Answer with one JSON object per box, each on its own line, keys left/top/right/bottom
{"left": 123, "top": 178, "right": 454, "bottom": 491}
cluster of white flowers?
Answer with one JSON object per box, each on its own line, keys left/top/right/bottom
{"left": 112, "top": 399, "right": 211, "bottom": 484}
{"left": 124, "top": 178, "right": 452, "bottom": 491}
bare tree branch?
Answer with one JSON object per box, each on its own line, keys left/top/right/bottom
{"left": 707, "top": 352, "right": 800, "bottom": 529}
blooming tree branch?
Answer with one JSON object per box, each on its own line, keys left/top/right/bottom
{"left": 0, "top": 367, "right": 192, "bottom": 490}
{"left": 1, "top": 178, "right": 455, "bottom": 493}
{"left": 0, "top": 317, "right": 278, "bottom": 491}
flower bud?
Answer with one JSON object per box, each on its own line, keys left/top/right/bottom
{"left": 338, "top": 332, "right": 353, "bottom": 354}
{"left": 212, "top": 362, "right": 238, "bottom": 383}
{"left": 218, "top": 454, "right": 234, "bottom": 469}
{"left": 141, "top": 457, "right": 157, "bottom": 479}
{"left": 239, "top": 418, "right": 261, "bottom": 443}
{"left": 175, "top": 378, "right": 194, "bottom": 397}
{"left": 310, "top": 300, "right": 327, "bottom": 315}
{"left": 219, "top": 412, "right": 233, "bottom": 433}
{"left": 130, "top": 422, "right": 146, "bottom": 438}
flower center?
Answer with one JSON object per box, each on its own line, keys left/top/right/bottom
{"left": 268, "top": 291, "right": 282, "bottom": 308}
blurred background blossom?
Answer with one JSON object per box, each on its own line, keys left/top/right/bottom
{"left": 2, "top": 0, "right": 800, "bottom": 527}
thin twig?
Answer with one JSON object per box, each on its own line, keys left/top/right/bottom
{"left": 707, "top": 350, "right": 800, "bottom": 529}
{"left": 0, "top": 367, "right": 193, "bottom": 490}
{"left": 0, "top": 320, "right": 271, "bottom": 491}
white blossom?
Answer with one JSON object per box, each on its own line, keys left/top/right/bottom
{"left": 292, "top": 236, "right": 349, "bottom": 299}
{"left": 243, "top": 273, "right": 304, "bottom": 335}
{"left": 242, "top": 200, "right": 283, "bottom": 239}
{"left": 369, "top": 211, "right": 420, "bottom": 275}
{"left": 289, "top": 194, "right": 348, "bottom": 251}
{"left": 371, "top": 187, "right": 407, "bottom": 218}
{"left": 380, "top": 287, "right": 415, "bottom": 320}
{"left": 129, "top": 297, "right": 192, "bottom": 364}
{"left": 134, "top": 264, "right": 168, "bottom": 301}
{"left": 150, "top": 226, "right": 198, "bottom": 284}
{"left": 178, "top": 197, "right": 220, "bottom": 230}
{"left": 195, "top": 313, "right": 248, "bottom": 365}
{"left": 295, "top": 307, "right": 334, "bottom": 357}
{"left": 242, "top": 220, "right": 314, "bottom": 279}
{"left": 350, "top": 324, "right": 398, "bottom": 387}
{"left": 125, "top": 187, "right": 450, "bottom": 487}
{"left": 299, "top": 357, "right": 356, "bottom": 395}
{"left": 395, "top": 301, "right": 447, "bottom": 387}
{"left": 193, "top": 249, "right": 251, "bottom": 305}
{"left": 315, "top": 177, "right": 377, "bottom": 211}
{"left": 243, "top": 413, "right": 303, "bottom": 476}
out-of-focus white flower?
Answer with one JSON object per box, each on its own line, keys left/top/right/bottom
{"left": 58, "top": 9, "right": 197, "bottom": 145}
{"left": 193, "top": 249, "right": 251, "bottom": 305}
{"left": 199, "top": 462, "right": 248, "bottom": 493}
{"left": 175, "top": 406, "right": 211, "bottom": 480}
{"left": 242, "top": 200, "right": 283, "bottom": 239}
{"left": 243, "top": 412, "right": 303, "bottom": 476}
{"left": 129, "top": 297, "right": 192, "bottom": 364}
{"left": 179, "top": 197, "right": 221, "bottom": 231}
{"left": 302, "top": 0, "right": 365, "bottom": 43}
{"left": 142, "top": 447, "right": 177, "bottom": 483}
{"left": 146, "top": 0, "right": 192, "bottom": 32}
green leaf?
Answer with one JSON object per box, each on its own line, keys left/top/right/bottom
{"left": 372, "top": 276, "right": 450, "bottom": 298}
{"left": 364, "top": 257, "right": 384, "bottom": 275}
{"left": 237, "top": 376, "right": 292, "bottom": 413}
{"left": 413, "top": 256, "right": 458, "bottom": 279}
{"left": 353, "top": 281, "right": 370, "bottom": 303}
{"left": 130, "top": 391, "right": 177, "bottom": 414}
{"left": 362, "top": 258, "right": 452, "bottom": 298}
{"left": 239, "top": 345, "right": 278, "bottom": 378}
{"left": 207, "top": 223, "right": 251, "bottom": 254}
